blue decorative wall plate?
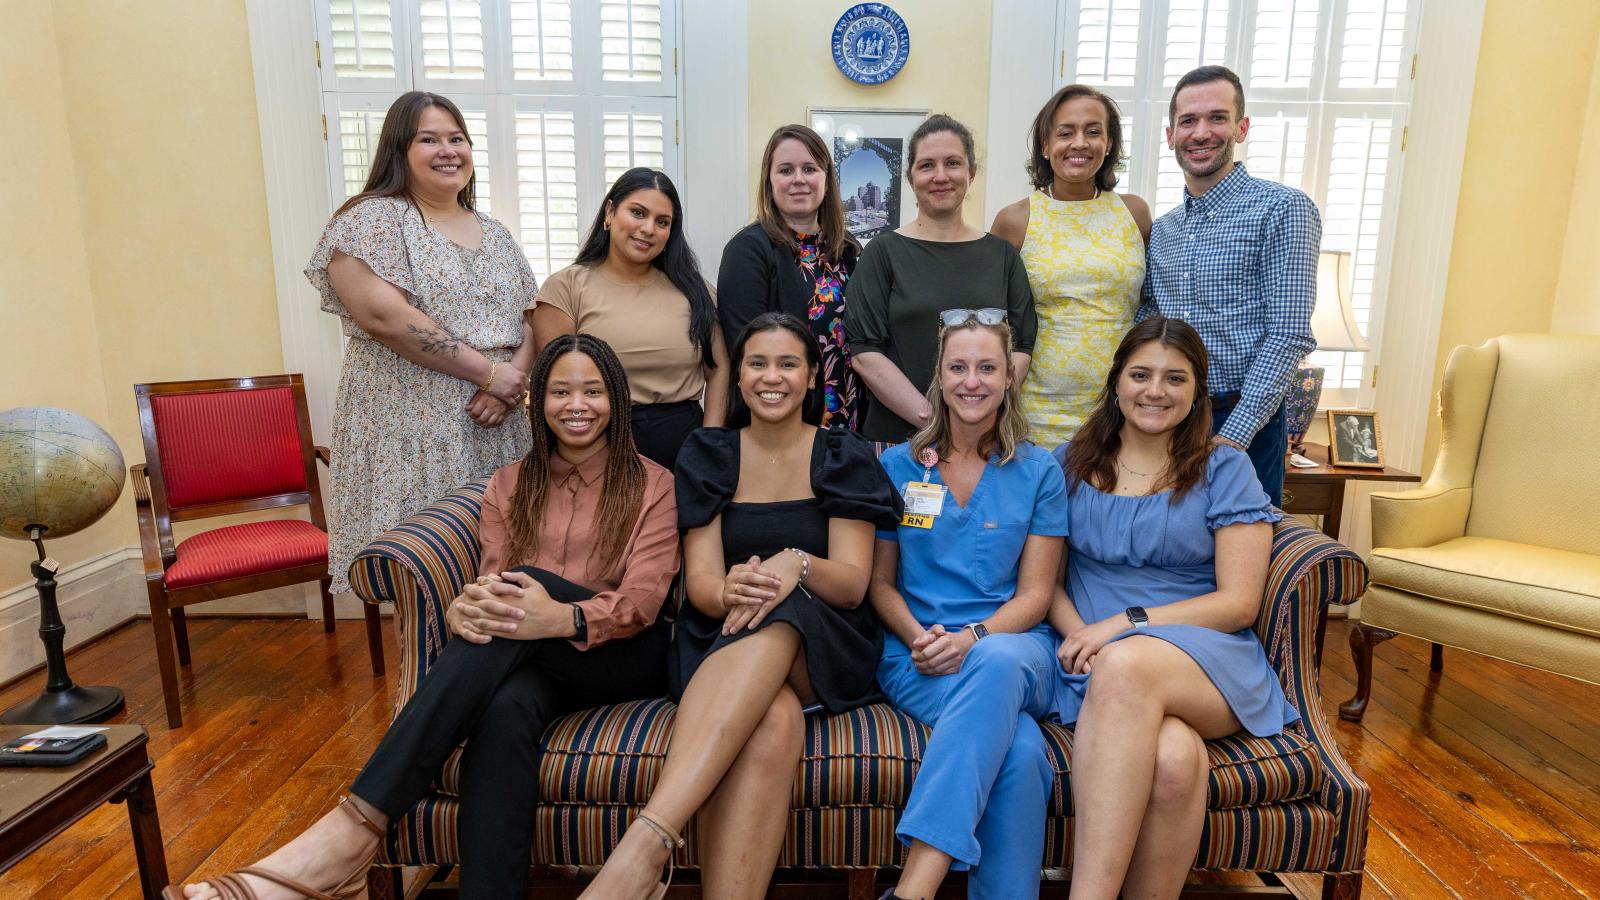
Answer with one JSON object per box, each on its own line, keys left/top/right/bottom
{"left": 832, "top": 4, "right": 910, "bottom": 85}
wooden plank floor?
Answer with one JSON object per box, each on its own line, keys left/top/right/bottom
{"left": 0, "top": 616, "right": 1595, "bottom": 898}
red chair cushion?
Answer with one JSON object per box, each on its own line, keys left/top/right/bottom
{"left": 149, "top": 387, "right": 308, "bottom": 509}
{"left": 164, "top": 520, "right": 328, "bottom": 589}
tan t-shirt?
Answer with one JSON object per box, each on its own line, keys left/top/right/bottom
{"left": 532, "top": 264, "right": 709, "bottom": 405}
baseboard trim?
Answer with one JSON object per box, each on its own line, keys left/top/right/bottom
{"left": 0, "top": 546, "right": 141, "bottom": 615}
{"left": 0, "top": 615, "right": 139, "bottom": 693}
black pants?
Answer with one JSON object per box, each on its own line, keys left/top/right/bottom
{"left": 350, "top": 567, "right": 669, "bottom": 899}
{"left": 631, "top": 399, "right": 702, "bottom": 470}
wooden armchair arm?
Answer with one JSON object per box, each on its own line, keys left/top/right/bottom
{"left": 129, "top": 464, "right": 170, "bottom": 579}
{"left": 315, "top": 445, "right": 332, "bottom": 466}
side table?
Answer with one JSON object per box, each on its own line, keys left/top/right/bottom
{"left": 1283, "top": 443, "right": 1419, "bottom": 663}
{"left": 0, "top": 724, "right": 166, "bottom": 898}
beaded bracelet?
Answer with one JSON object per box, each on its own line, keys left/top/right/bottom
{"left": 786, "top": 547, "right": 811, "bottom": 584}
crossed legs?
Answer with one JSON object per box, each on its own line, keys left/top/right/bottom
{"left": 1067, "top": 636, "right": 1239, "bottom": 900}
{"left": 579, "top": 623, "right": 808, "bottom": 900}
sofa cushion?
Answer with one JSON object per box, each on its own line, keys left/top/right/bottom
{"left": 433, "top": 701, "right": 1320, "bottom": 816}
{"left": 1040, "top": 723, "right": 1321, "bottom": 815}
{"left": 1371, "top": 536, "right": 1600, "bottom": 639}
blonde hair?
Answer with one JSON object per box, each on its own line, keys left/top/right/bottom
{"left": 909, "top": 319, "right": 1030, "bottom": 465}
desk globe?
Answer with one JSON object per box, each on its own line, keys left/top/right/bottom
{"left": 0, "top": 406, "right": 127, "bottom": 723}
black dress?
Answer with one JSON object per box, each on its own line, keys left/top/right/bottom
{"left": 669, "top": 425, "right": 903, "bottom": 712}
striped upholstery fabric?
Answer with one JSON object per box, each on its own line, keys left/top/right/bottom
{"left": 353, "top": 495, "right": 1370, "bottom": 879}
{"left": 164, "top": 519, "right": 327, "bottom": 589}
{"left": 148, "top": 387, "right": 308, "bottom": 509}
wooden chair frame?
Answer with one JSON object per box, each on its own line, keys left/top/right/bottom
{"left": 132, "top": 374, "right": 383, "bottom": 728}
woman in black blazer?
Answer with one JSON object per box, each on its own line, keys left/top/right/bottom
{"left": 718, "top": 124, "right": 862, "bottom": 429}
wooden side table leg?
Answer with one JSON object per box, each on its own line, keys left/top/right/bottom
{"left": 123, "top": 772, "right": 169, "bottom": 899}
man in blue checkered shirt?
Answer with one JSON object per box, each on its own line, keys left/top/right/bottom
{"left": 1141, "top": 65, "right": 1320, "bottom": 507}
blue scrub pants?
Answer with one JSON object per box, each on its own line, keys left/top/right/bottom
{"left": 877, "top": 631, "right": 1058, "bottom": 900}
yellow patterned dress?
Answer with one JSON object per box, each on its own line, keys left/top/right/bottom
{"left": 1017, "top": 190, "right": 1146, "bottom": 446}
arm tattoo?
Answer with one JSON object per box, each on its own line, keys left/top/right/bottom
{"left": 407, "top": 323, "right": 463, "bottom": 357}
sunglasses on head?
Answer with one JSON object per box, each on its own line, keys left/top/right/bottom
{"left": 939, "top": 308, "right": 1008, "bottom": 328}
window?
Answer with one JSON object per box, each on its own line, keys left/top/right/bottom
{"left": 1059, "top": 0, "right": 1418, "bottom": 390}
{"left": 315, "top": 0, "right": 681, "bottom": 280}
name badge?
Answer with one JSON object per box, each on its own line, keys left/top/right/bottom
{"left": 908, "top": 477, "right": 940, "bottom": 518}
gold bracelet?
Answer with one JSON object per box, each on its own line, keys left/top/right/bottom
{"left": 481, "top": 362, "right": 498, "bottom": 393}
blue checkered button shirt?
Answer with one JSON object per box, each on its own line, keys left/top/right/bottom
{"left": 1139, "top": 164, "right": 1320, "bottom": 447}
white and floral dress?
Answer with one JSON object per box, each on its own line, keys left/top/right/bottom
{"left": 305, "top": 197, "right": 535, "bottom": 591}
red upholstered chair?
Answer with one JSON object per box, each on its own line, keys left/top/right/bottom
{"left": 131, "top": 375, "right": 383, "bottom": 728}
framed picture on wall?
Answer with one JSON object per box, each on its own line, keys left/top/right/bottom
{"left": 1326, "top": 409, "right": 1385, "bottom": 468}
{"left": 809, "top": 108, "right": 928, "bottom": 244}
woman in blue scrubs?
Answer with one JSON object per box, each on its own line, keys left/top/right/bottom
{"left": 870, "top": 309, "right": 1067, "bottom": 900}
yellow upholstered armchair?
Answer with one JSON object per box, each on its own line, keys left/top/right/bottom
{"left": 1341, "top": 333, "right": 1600, "bottom": 721}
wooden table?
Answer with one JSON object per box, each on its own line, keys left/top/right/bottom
{"left": 1284, "top": 442, "right": 1419, "bottom": 539}
{"left": 0, "top": 724, "right": 166, "bottom": 898}
{"left": 1283, "top": 443, "right": 1418, "bottom": 664}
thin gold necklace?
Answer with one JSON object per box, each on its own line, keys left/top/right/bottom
{"left": 1048, "top": 183, "right": 1100, "bottom": 202}
{"left": 1116, "top": 456, "right": 1161, "bottom": 478}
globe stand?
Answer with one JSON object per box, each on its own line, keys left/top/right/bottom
{"left": 0, "top": 526, "right": 125, "bottom": 725}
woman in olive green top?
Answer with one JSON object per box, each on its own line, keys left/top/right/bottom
{"left": 844, "top": 114, "right": 1037, "bottom": 443}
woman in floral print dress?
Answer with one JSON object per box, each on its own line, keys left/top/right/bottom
{"left": 717, "top": 124, "right": 862, "bottom": 429}
{"left": 305, "top": 91, "right": 536, "bottom": 591}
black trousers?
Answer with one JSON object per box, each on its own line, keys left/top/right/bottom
{"left": 631, "top": 399, "right": 702, "bottom": 470}
{"left": 349, "top": 567, "right": 669, "bottom": 900}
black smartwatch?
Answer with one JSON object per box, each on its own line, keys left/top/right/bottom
{"left": 571, "top": 604, "right": 589, "bottom": 643}
{"left": 1125, "top": 606, "right": 1149, "bottom": 629}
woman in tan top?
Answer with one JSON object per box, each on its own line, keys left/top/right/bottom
{"left": 170, "top": 335, "right": 678, "bottom": 900}
{"left": 531, "top": 167, "right": 729, "bottom": 469}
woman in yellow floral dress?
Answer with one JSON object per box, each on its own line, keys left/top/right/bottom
{"left": 993, "top": 85, "right": 1151, "bottom": 446}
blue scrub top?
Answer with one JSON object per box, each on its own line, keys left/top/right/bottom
{"left": 878, "top": 441, "right": 1068, "bottom": 656}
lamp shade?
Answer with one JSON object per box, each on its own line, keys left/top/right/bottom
{"left": 1313, "top": 250, "right": 1368, "bottom": 352}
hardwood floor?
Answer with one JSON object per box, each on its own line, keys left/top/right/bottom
{"left": 0, "top": 615, "right": 1595, "bottom": 898}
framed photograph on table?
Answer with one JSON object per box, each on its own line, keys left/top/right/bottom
{"left": 808, "top": 108, "right": 928, "bottom": 244}
{"left": 1326, "top": 409, "right": 1385, "bottom": 468}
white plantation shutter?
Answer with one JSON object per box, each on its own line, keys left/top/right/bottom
{"left": 419, "top": 0, "right": 487, "bottom": 81}
{"left": 600, "top": 0, "right": 664, "bottom": 83}
{"left": 328, "top": 0, "right": 401, "bottom": 81}
{"left": 1058, "top": 0, "right": 1419, "bottom": 391}
{"left": 1339, "top": 0, "right": 1408, "bottom": 89}
{"left": 317, "top": 0, "right": 681, "bottom": 281}
{"left": 1250, "top": 0, "right": 1320, "bottom": 88}
{"left": 514, "top": 107, "right": 581, "bottom": 280}
{"left": 1074, "top": 0, "right": 1143, "bottom": 86}
{"left": 509, "top": 0, "right": 574, "bottom": 81}
{"left": 1162, "top": 0, "right": 1229, "bottom": 85}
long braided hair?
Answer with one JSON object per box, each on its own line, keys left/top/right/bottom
{"left": 503, "top": 334, "right": 647, "bottom": 573}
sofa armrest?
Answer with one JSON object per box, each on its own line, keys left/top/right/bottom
{"left": 1370, "top": 484, "right": 1472, "bottom": 550}
{"left": 348, "top": 478, "right": 489, "bottom": 713}
{"left": 1254, "top": 517, "right": 1372, "bottom": 874}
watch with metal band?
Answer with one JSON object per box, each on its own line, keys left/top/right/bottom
{"left": 964, "top": 622, "right": 990, "bottom": 642}
{"left": 1125, "top": 606, "right": 1149, "bottom": 629}
{"left": 572, "top": 604, "right": 589, "bottom": 643}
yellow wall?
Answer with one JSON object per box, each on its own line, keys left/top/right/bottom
{"left": 0, "top": 4, "right": 123, "bottom": 576}
{"left": 1424, "top": 0, "right": 1600, "bottom": 464}
{"left": 1552, "top": 39, "right": 1600, "bottom": 336}
{"left": 1, "top": 0, "right": 283, "bottom": 583}
{"left": 746, "top": 0, "right": 994, "bottom": 229}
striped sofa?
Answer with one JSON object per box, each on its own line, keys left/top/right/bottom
{"left": 350, "top": 480, "right": 1371, "bottom": 898}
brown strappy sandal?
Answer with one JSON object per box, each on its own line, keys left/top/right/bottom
{"left": 160, "top": 796, "right": 385, "bottom": 900}
{"left": 630, "top": 809, "right": 685, "bottom": 900}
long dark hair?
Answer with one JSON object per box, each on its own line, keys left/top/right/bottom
{"left": 574, "top": 167, "right": 718, "bottom": 368}
{"left": 336, "top": 91, "right": 476, "bottom": 217}
{"left": 724, "top": 312, "right": 824, "bottom": 429}
{"left": 755, "top": 124, "right": 857, "bottom": 265}
{"left": 1062, "top": 317, "right": 1214, "bottom": 500}
{"left": 504, "top": 335, "right": 646, "bottom": 572}
{"left": 1026, "top": 84, "right": 1125, "bottom": 193}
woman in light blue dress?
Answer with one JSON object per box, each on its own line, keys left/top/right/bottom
{"left": 1049, "top": 316, "right": 1298, "bottom": 900}
{"left": 871, "top": 310, "right": 1067, "bottom": 900}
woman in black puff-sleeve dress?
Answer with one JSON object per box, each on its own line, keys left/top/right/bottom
{"left": 579, "top": 313, "right": 899, "bottom": 900}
